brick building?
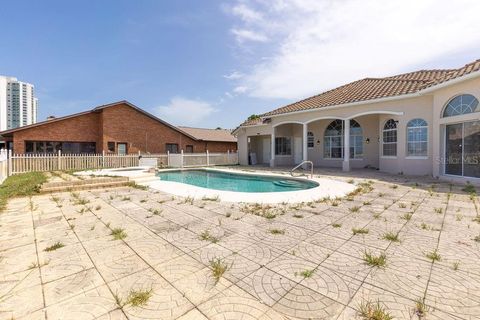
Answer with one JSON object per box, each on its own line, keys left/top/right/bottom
{"left": 0, "top": 101, "right": 237, "bottom": 154}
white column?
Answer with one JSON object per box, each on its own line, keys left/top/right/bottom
{"left": 270, "top": 128, "right": 275, "bottom": 167}
{"left": 302, "top": 123, "right": 308, "bottom": 162}
{"left": 343, "top": 119, "right": 351, "bottom": 171}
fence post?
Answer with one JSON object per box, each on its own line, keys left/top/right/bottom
{"left": 167, "top": 151, "right": 170, "bottom": 167}
{"left": 7, "top": 149, "right": 12, "bottom": 176}
{"left": 57, "top": 150, "right": 61, "bottom": 171}
{"left": 102, "top": 150, "right": 105, "bottom": 168}
{"left": 227, "top": 150, "right": 230, "bottom": 164}
{"left": 206, "top": 150, "right": 210, "bottom": 166}
{"left": 181, "top": 150, "right": 184, "bottom": 168}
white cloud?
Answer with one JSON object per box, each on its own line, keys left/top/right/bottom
{"left": 233, "top": 86, "right": 248, "bottom": 94}
{"left": 231, "top": 3, "right": 263, "bottom": 23}
{"left": 156, "top": 97, "right": 217, "bottom": 126}
{"left": 226, "top": 0, "right": 480, "bottom": 100}
{"left": 231, "top": 28, "right": 268, "bottom": 43}
{"left": 223, "top": 71, "right": 244, "bottom": 80}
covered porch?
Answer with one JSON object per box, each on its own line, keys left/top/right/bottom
{"left": 248, "top": 111, "right": 404, "bottom": 172}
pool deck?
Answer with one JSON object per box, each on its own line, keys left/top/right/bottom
{"left": 1, "top": 167, "right": 480, "bottom": 319}
{"left": 76, "top": 167, "right": 357, "bottom": 203}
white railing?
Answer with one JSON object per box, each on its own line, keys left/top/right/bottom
{"left": 4, "top": 149, "right": 238, "bottom": 175}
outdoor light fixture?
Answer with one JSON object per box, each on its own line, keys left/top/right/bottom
{"left": 365, "top": 138, "right": 370, "bottom": 144}
{"left": 316, "top": 139, "right": 321, "bottom": 144}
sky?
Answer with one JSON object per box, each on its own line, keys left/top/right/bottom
{"left": 1, "top": 0, "right": 480, "bottom": 129}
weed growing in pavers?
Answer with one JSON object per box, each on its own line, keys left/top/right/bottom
{"left": 346, "top": 196, "right": 355, "bottom": 201}
{"left": 347, "top": 179, "right": 355, "bottom": 184}
{"left": 352, "top": 228, "right": 369, "bottom": 235}
{"left": 289, "top": 203, "right": 305, "bottom": 211}
{"left": 426, "top": 249, "right": 441, "bottom": 262}
{"left": 180, "top": 196, "right": 194, "bottom": 205}
{"left": 225, "top": 212, "right": 232, "bottom": 218}
{"left": 293, "top": 214, "right": 304, "bottom": 218}
{"left": 295, "top": 269, "right": 315, "bottom": 278}
{"left": 373, "top": 213, "right": 381, "bottom": 219}
{"left": 401, "top": 213, "right": 412, "bottom": 221}
{"left": 463, "top": 183, "right": 476, "bottom": 195}
{"left": 378, "top": 192, "right": 385, "bottom": 197}
{"left": 113, "top": 291, "right": 124, "bottom": 307}
{"left": 140, "top": 199, "right": 147, "bottom": 203}
{"left": 363, "top": 251, "right": 387, "bottom": 268}
{"left": 420, "top": 223, "right": 430, "bottom": 230}
{"left": 363, "top": 201, "right": 372, "bottom": 205}
{"left": 358, "top": 299, "right": 393, "bottom": 320}
{"left": 111, "top": 228, "right": 127, "bottom": 240}
{"left": 148, "top": 208, "right": 162, "bottom": 216}
{"left": 69, "top": 224, "right": 75, "bottom": 230}
{"left": 330, "top": 200, "right": 339, "bottom": 207}
{"left": 474, "top": 234, "right": 480, "bottom": 242}
{"left": 126, "top": 289, "right": 153, "bottom": 307}
{"left": 94, "top": 205, "right": 101, "bottom": 211}
{"left": 390, "top": 185, "right": 398, "bottom": 189}
{"left": 350, "top": 206, "right": 360, "bottom": 212}
{"left": 121, "top": 196, "right": 131, "bottom": 201}
{"left": 383, "top": 205, "right": 389, "bottom": 210}
{"left": 452, "top": 261, "right": 460, "bottom": 271}
{"left": 28, "top": 259, "right": 50, "bottom": 269}
{"left": 240, "top": 203, "right": 279, "bottom": 219}
{"left": 210, "top": 258, "right": 229, "bottom": 283}
{"left": 398, "top": 203, "right": 407, "bottom": 208}
{"left": 472, "top": 216, "right": 480, "bottom": 223}
{"left": 202, "top": 195, "right": 220, "bottom": 201}
{"left": 413, "top": 298, "right": 429, "bottom": 318}
{"left": 90, "top": 225, "right": 95, "bottom": 231}
{"left": 307, "top": 202, "right": 315, "bottom": 208}
{"left": 127, "top": 182, "right": 149, "bottom": 190}
{"left": 382, "top": 232, "right": 400, "bottom": 242}
{"left": 434, "top": 208, "right": 443, "bottom": 214}
{"left": 199, "top": 230, "right": 219, "bottom": 243}
{"left": 332, "top": 223, "right": 342, "bottom": 228}
{"left": 456, "top": 214, "right": 463, "bottom": 221}
{"left": 109, "top": 195, "right": 115, "bottom": 200}
{"left": 269, "top": 228, "right": 285, "bottom": 235}
{"left": 44, "top": 242, "right": 65, "bottom": 252}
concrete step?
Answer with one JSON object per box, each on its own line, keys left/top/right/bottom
{"left": 130, "top": 173, "right": 158, "bottom": 184}
{"left": 41, "top": 177, "right": 130, "bottom": 193}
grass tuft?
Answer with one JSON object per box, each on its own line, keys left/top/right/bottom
{"left": 332, "top": 223, "right": 342, "bottom": 228}
{"left": 111, "top": 228, "right": 127, "bottom": 240}
{"left": 363, "top": 251, "right": 387, "bottom": 268}
{"left": 0, "top": 172, "right": 46, "bottom": 212}
{"left": 358, "top": 299, "right": 393, "bottom": 320}
{"left": 426, "top": 249, "right": 441, "bottom": 262}
{"left": 269, "top": 228, "right": 285, "bottom": 235}
{"left": 44, "top": 241, "right": 65, "bottom": 252}
{"left": 382, "top": 232, "right": 400, "bottom": 242}
{"left": 352, "top": 228, "right": 369, "bottom": 235}
{"left": 210, "top": 258, "right": 229, "bottom": 283}
{"left": 126, "top": 289, "right": 153, "bottom": 307}
{"left": 199, "top": 230, "right": 219, "bottom": 243}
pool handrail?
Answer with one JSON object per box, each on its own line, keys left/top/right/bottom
{"left": 290, "top": 161, "right": 313, "bottom": 179}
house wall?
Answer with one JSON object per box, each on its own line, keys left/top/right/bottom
{"left": 11, "top": 112, "right": 101, "bottom": 153}
{"left": 237, "top": 95, "right": 435, "bottom": 175}
{"left": 8, "top": 103, "right": 237, "bottom": 154}
{"left": 430, "top": 76, "right": 480, "bottom": 181}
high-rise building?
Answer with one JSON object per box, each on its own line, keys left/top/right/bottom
{"left": 0, "top": 76, "right": 38, "bottom": 131}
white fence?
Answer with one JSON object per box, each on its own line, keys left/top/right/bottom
{"left": 0, "top": 150, "right": 8, "bottom": 183}
{"left": 5, "top": 150, "right": 238, "bottom": 175}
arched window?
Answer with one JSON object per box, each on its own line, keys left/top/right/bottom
{"left": 407, "top": 119, "right": 428, "bottom": 157}
{"left": 443, "top": 94, "right": 479, "bottom": 117}
{"left": 307, "top": 131, "right": 314, "bottom": 148}
{"left": 382, "top": 119, "right": 397, "bottom": 157}
{"left": 324, "top": 120, "right": 343, "bottom": 159}
{"left": 323, "top": 120, "right": 363, "bottom": 159}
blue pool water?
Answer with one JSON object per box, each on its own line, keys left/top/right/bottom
{"left": 157, "top": 170, "right": 318, "bottom": 193}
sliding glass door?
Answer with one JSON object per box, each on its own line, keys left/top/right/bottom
{"left": 445, "top": 121, "right": 480, "bottom": 178}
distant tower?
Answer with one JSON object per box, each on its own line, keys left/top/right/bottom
{"left": 0, "top": 76, "right": 38, "bottom": 131}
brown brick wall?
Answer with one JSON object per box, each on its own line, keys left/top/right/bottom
{"left": 11, "top": 112, "right": 100, "bottom": 153}
{"left": 9, "top": 103, "right": 237, "bottom": 154}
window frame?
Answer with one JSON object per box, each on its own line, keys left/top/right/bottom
{"left": 382, "top": 119, "right": 398, "bottom": 158}
{"left": 275, "top": 137, "right": 292, "bottom": 156}
{"left": 406, "top": 118, "right": 428, "bottom": 158}
{"left": 442, "top": 94, "right": 479, "bottom": 118}
{"left": 323, "top": 120, "right": 363, "bottom": 159}
{"left": 307, "top": 131, "right": 315, "bottom": 149}
{"left": 166, "top": 143, "right": 179, "bottom": 154}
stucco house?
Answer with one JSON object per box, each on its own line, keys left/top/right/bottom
{"left": 234, "top": 59, "right": 480, "bottom": 184}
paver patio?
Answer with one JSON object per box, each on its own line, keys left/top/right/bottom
{"left": 1, "top": 168, "right": 479, "bottom": 319}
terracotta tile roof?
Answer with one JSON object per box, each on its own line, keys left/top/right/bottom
{"left": 178, "top": 126, "right": 237, "bottom": 142}
{"left": 239, "top": 59, "right": 480, "bottom": 124}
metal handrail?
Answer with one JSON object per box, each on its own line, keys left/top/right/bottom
{"left": 290, "top": 160, "right": 313, "bottom": 179}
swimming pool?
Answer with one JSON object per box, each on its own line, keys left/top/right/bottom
{"left": 157, "top": 169, "right": 318, "bottom": 193}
